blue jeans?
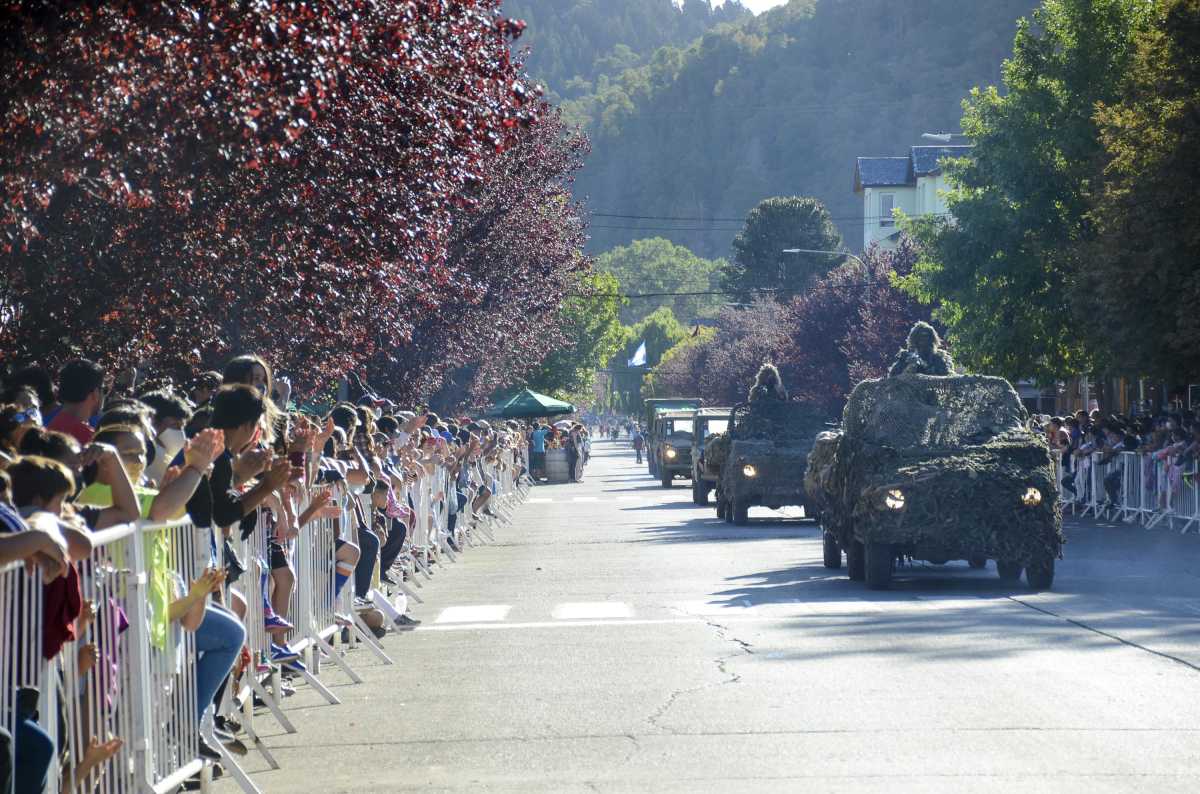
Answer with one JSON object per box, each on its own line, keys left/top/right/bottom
{"left": 194, "top": 604, "right": 245, "bottom": 721}
{"left": 13, "top": 715, "right": 52, "bottom": 794}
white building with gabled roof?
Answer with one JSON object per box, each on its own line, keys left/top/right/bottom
{"left": 852, "top": 145, "right": 972, "bottom": 250}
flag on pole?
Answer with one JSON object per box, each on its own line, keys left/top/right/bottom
{"left": 627, "top": 341, "right": 647, "bottom": 367}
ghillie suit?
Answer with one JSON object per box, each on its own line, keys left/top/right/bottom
{"left": 748, "top": 362, "right": 788, "bottom": 402}
{"left": 805, "top": 374, "right": 1062, "bottom": 573}
{"left": 888, "top": 321, "right": 956, "bottom": 377}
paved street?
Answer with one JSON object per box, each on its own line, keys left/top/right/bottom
{"left": 230, "top": 440, "right": 1200, "bottom": 793}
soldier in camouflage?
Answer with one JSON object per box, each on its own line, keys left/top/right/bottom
{"left": 887, "top": 321, "right": 956, "bottom": 377}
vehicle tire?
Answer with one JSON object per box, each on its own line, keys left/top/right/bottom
{"left": 661, "top": 469, "right": 673, "bottom": 488}
{"left": 1025, "top": 556, "right": 1055, "bottom": 591}
{"left": 846, "top": 540, "right": 866, "bottom": 582}
{"left": 967, "top": 556, "right": 987, "bottom": 569}
{"left": 865, "top": 542, "right": 894, "bottom": 590}
{"left": 731, "top": 497, "right": 749, "bottom": 526}
{"left": 996, "top": 560, "right": 1023, "bottom": 581}
{"left": 692, "top": 480, "right": 708, "bottom": 505}
{"left": 822, "top": 530, "right": 842, "bottom": 569}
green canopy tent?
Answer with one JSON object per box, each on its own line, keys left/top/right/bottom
{"left": 486, "top": 389, "right": 575, "bottom": 419}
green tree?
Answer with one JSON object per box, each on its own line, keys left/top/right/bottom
{"left": 595, "top": 237, "right": 724, "bottom": 325}
{"left": 1085, "top": 0, "right": 1200, "bottom": 381}
{"left": 524, "top": 270, "right": 624, "bottom": 399}
{"left": 903, "top": 0, "right": 1150, "bottom": 382}
{"left": 722, "top": 196, "right": 843, "bottom": 298}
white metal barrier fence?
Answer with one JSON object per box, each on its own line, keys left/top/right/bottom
{"left": 1055, "top": 449, "right": 1200, "bottom": 533}
{"left": 1, "top": 446, "right": 527, "bottom": 793}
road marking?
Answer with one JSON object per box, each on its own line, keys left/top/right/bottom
{"left": 572, "top": 496, "right": 599, "bottom": 502}
{"left": 527, "top": 497, "right": 553, "bottom": 504}
{"left": 552, "top": 601, "right": 633, "bottom": 620}
{"left": 435, "top": 605, "right": 512, "bottom": 624}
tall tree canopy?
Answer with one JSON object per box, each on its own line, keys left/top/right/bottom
{"left": 723, "top": 196, "right": 843, "bottom": 298}
{"left": 653, "top": 240, "right": 932, "bottom": 413}
{"left": 0, "top": 0, "right": 590, "bottom": 405}
{"left": 904, "top": 0, "right": 1150, "bottom": 382}
{"left": 1084, "top": 0, "right": 1200, "bottom": 381}
{"left": 522, "top": 270, "right": 625, "bottom": 401}
{"left": 595, "top": 237, "right": 723, "bottom": 325}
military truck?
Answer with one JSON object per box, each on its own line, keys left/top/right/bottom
{"left": 713, "top": 399, "right": 829, "bottom": 526}
{"left": 689, "top": 407, "right": 731, "bottom": 504}
{"left": 642, "top": 398, "right": 702, "bottom": 477}
{"left": 804, "top": 374, "right": 1062, "bottom": 591}
{"left": 652, "top": 410, "right": 698, "bottom": 488}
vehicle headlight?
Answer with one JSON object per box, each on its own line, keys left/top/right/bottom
{"left": 742, "top": 464, "right": 757, "bottom": 478}
{"left": 664, "top": 446, "right": 677, "bottom": 460}
{"left": 884, "top": 489, "right": 906, "bottom": 511}
{"left": 1021, "top": 487, "right": 1043, "bottom": 507}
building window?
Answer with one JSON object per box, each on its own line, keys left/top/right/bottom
{"left": 880, "top": 193, "right": 895, "bottom": 227}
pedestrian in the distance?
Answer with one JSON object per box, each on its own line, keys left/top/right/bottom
{"left": 632, "top": 427, "right": 645, "bottom": 464}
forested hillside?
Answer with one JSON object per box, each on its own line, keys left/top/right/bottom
{"left": 570, "top": 0, "right": 1040, "bottom": 257}
{"left": 504, "top": 0, "right": 749, "bottom": 103}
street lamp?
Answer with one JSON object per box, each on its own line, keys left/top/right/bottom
{"left": 782, "top": 248, "right": 866, "bottom": 268}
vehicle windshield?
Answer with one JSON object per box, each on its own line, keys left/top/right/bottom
{"left": 666, "top": 419, "right": 693, "bottom": 436}
{"left": 700, "top": 419, "right": 728, "bottom": 436}
{"left": 846, "top": 375, "right": 1027, "bottom": 449}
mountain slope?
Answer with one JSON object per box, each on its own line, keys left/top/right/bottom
{"left": 504, "top": 0, "right": 749, "bottom": 103}
{"left": 572, "top": 0, "right": 1040, "bottom": 256}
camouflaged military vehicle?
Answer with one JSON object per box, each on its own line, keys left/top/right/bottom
{"left": 713, "top": 399, "right": 829, "bottom": 526}
{"left": 804, "top": 374, "right": 1062, "bottom": 591}
{"left": 689, "top": 407, "right": 731, "bottom": 504}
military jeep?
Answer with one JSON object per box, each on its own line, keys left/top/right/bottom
{"left": 653, "top": 410, "right": 697, "bottom": 488}
{"left": 804, "top": 374, "right": 1063, "bottom": 591}
{"left": 714, "top": 400, "right": 829, "bottom": 526}
{"left": 689, "top": 407, "right": 731, "bottom": 504}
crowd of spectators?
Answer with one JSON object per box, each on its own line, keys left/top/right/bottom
{"left": 1031, "top": 407, "right": 1199, "bottom": 513}
{"left": 0, "top": 353, "right": 531, "bottom": 792}
{"left": 526, "top": 420, "right": 590, "bottom": 483}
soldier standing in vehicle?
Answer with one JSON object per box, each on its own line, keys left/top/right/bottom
{"left": 888, "top": 321, "right": 956, "bottom": 377}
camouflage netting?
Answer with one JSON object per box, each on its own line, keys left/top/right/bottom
{"left": 704, "top": 431, "right": 730, "bottom": 475}
{"left": 730, "top": 400, "right": 829, "bottom": 443}
{"left": 807, "top": 374, "right": 1063, "bottom": 565}
{"left": 717, "top": 400, "right": 834, "bottom": 507}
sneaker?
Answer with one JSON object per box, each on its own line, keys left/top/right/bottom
{"left": 380, "top": 572, "right": 398, "bottom": 586}
{"left": 269, "top": 644, "right": 301, "bottom": 664}
{"left": 446, "top": 536, "right": 461, "bottom": 553}
{"left": 352, "top": 596, "right": 371, "bottom": 609}
{"left": 213, "top": 728, "right": 248, "bottom": 757}
{"left": 278, "top": 681, "right": 296, "bottom": 697}
{"left": 183, "top": 763, "right": 223, "bottom": 790}
{"left": 282, "top": 656, "right": 308, "bottom": 674}
{"left": 198, "top": 736, "right": 222, "bottom": 761}
{"left": 394, "top": 614, "right": 421, "bottom": 631}
{"left": 214, "top": 715, "right": 241, "bottom": 735}
{"left": 264, "top": 615, "right": 294, "bottom": 634}
{"left": 370, "top": 625, "right": 388, "bottom": 640}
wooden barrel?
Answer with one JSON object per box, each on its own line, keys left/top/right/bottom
{"left": 544, "top": 449, "right": 571, "bottom": 483}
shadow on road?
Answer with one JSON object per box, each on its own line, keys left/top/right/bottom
{"left": 636, "top": 515, "right": 818, "bottom": 544}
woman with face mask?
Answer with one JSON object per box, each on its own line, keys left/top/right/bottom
{"left": 140, "top": 391, "right": 194, "bottom": 485}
